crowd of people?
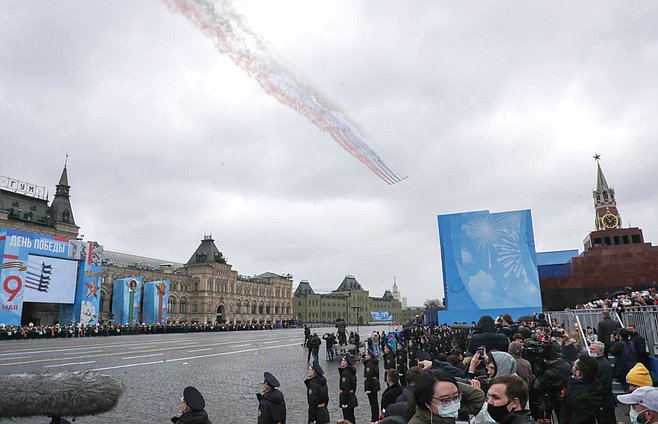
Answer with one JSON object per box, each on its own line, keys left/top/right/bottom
{"left": 575, "top": 284, "right": 658, "bottom": 309}
{"left": 253, "top": 310, "right": 656, "bottom": 424}
{"left": 0, "top": 321, "right": 279, "bottom": 340}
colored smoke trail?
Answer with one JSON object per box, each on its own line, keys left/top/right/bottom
{"left": 164, "top": 0, "right": 405, "bottom": 184}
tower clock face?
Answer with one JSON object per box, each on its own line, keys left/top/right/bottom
{"left": 601, "top": 213, "right": 619, "bottom": 229}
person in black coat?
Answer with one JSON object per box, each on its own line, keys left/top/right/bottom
{"left": 588, "top": 341, "right": 615, "bottom": 424}
{"left": 171, "top": 386, "right": 212, "bottom": 424}
{"left": 338, "top": 354, "right": 358, "bottom": 424}
{"left": 532, "top": 343, "right": 571, "bottom": 420}
{"left": 560, "top": 353, "right": 602, "bottom": 424}
{"left": 305, "top": 361, "right": 330, "bottom": 424}
{"left": 364, "top": 347, "right": 381, "bottom": 423}
{"left": 258, "top": 372, "right": 286, "bottom": 424}
{"left": 596, "top": 310, "right": 621, "bottom": 357}
{"left": 380, "top": 369, "right": 404, "bottom": 417}
{"left": 383, "top": 343, "right": 397, "bottom": 371}
{"left": 467, "top": 315, "right": 510, "bottom": 354}
{"left": 609, "top": 328, "right": 634, "bottom": 392}
{"left": 407, "top": 339, "right": 418, "bottom": 369}
{"left": 396, "top": 343, "right": 408, "bottom": 387}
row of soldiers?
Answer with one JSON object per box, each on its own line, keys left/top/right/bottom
{"left": 0, "top": 321, "right": 278, "bottom": 340}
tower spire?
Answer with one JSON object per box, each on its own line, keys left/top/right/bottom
{"left": 592, "top": 155, "right": 621, "bottom": 230}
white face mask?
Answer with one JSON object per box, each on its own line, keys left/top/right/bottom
{"left": 429, "top": 400, "right": 460, "bottom": 418}
{"left": 630, "top": 408, "right": 648, "bottom": 424}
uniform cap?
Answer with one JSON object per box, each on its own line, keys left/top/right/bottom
{"left": 263, "top": 372, "right": 280, "bottom": 388}
{"left": 311, "top": 360, "right": 324, "bottom": 375}
{"left": 367, "top": 346, "right": 377, "bottom": 357}
{"left": 342, "top": 353, "right": 354, "bottom": 365}
{"left": 183, "top": 386, "right": 205, "bottom": 411}
{"left": 617, "top": 386, "right": 658, "bottom": 411}
{"left": 626, "top": 363, "right": 653, "bottom": 387}
{"left": 416, "top": 351, "right": 432, "bottom": 362}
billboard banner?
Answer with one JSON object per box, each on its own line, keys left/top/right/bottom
{"left": 370, "top": 311, "right": 392, "bottom": 322}
{"left": 59, "top": 242, "right": 104, "bottom": 325}
{"left": 0, "top": 229, "right": 81, "bottom": 325}
{"left": 142, "top": 280, "right": 170, "bottom": 324}
{"left": 437, "top": 209, "right": 543, "bottom": 324}
{"left": 24, "top": 254, "right": 78, "bottom": 303}
{"left": 112, "top": 277, "right": 143, "bottom": 324}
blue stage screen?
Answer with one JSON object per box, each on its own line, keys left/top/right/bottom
{"left": 437, "top": 209, "right": 543, "bottom": 324}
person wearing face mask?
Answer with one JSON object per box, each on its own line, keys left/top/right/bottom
{"left": 617, "top": 386, "right": 658, "bottom": 424}
{"left": 407, "top": 369, "right": 485, "bottom": 424}
{"left": 485, "top": 375, "right": 536, "bottom": 423}
{"left": 627, "top": 324, "right": 649, "bottom": 367}
{"left": 588, "top": 341, "right": 615, "bottom": 424}
{"left": 560, "top": 353, "right": 602, "bottom": 424}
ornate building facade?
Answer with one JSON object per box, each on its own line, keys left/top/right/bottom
{"left": 1, "top": 165, "right": 293, "bottom": 325}
{"left": 293, "top": 275, "right": 419, "bottom": 325}
{"left": 99, "top": 236, "right": 294, "bottom": 325}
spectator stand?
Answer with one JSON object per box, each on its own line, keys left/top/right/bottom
{"left": 546, "top": 307, "right": 658, "bottom": 375}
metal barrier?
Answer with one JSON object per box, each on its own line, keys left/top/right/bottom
{"left": 621, "top": 306, "right": 658, "bottom": 356}
{"left": 545, "top": 307, "right": 658, "bottom": 356}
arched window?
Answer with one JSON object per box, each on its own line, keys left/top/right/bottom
{"left": 259, "top": 301, "right": 264, "bottom": 314}
{"left": 266, "top": 302, "right": 271, "bottom": 314}
{"left": 180, "top": 299, "right": 188, "bottom": 313}
{"left": 193, "top": 302, "right": 198, "bottom": 312}
{"left": 236, "top": 300, "right": 242, "bottom": 314}
{"left": 252, "top": 302, "right": 257, "bottom": 315}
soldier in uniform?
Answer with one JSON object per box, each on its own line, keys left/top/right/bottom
{"left": 396, "top": 340, "right": 408, "bottom": 387}
{"left": 383, "top": 343, "right": 397, "bottom": 371}
{"left": 364, "top": 346, "right": 381, "bottom": 423}
{"left": 171, "top": 386, "right": 212, "bottom": 424}
{"left": 338, "top": 354, "right": 358, "bottom": 424}
{"left": 305, "top": 361, "right": 330, "bottom": 424}
{"left": 258, "top": 372, "right": 286, "bottom": 424}
{"left": 407, "top": 339, "right": 418, "bottom": 369}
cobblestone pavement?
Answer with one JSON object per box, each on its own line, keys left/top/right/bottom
{"left": 0, "top": 326, "right": 394, "bottom": 424}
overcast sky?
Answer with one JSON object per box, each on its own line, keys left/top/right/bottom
{"left": 1, "top": 1, "right": 657, "bottom": 306}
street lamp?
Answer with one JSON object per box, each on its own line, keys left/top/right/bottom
{"left": 351, "top": 306, "right": 362, "bottom": 336}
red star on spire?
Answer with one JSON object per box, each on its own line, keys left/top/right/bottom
{"left": 593, "top": 153, "right": 601, "bottom": 161}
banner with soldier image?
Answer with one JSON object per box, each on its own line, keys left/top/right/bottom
{"left": 111, "top": 277, "right": 143, "bottom": 325}
{"left": 59, "top": 241, "right": 104, "bottom": 325}
{"left": 142, "top": 280, "right": 170, "bottom": 324}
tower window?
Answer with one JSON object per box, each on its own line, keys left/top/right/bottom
{"left": 62, "top": 210, "right": 70, "bottom": 223}
{"left": 632, "top": 235, "right": 641, "bottom": 244}
{"left": 623, "top": 235, "right": 630, "bottom": 244}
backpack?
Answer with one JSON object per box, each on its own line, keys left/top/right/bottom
{"left": 622, "top": 340, "right": 637, "bottom": 369}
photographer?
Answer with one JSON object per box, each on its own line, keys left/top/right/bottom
{"left": 609, "top": 328, "right": 636, "bottom": 392}
{"left": 531, "top": 343, "right": 570, "bottom": 421}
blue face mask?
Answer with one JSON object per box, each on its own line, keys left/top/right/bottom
{"left": 630, "top": 408, "right": 649, "bottom": 424}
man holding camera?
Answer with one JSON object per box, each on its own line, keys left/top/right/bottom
{"left": 532, "top": 343, "right": 570, "bottom": 421}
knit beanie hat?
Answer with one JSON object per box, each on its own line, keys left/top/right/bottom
{"left": 626, "top": 363, "right": 653, "bottom": 387}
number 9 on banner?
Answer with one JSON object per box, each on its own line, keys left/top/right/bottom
{"left": 4, "top": 275, "right": 22, "bottom": 302}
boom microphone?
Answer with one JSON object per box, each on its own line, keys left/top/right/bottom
{"left": 0, "top": 371, "right": 125, "bottom": 419}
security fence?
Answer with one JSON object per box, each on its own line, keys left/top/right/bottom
{"left": 546, "top": 307, "right": 658, "bottom": 356}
